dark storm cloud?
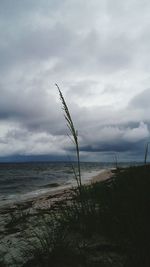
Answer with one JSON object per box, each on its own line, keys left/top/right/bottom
{"left": 80, "top": 142, "right": 139, "bottom": 153}
{"left": 80, "top": 122, "right": 149, "bottom": 153}
{"left": 0, "top": 83, "right": 65, "bottom": 135}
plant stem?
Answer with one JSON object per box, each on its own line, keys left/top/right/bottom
{"left": 56, "top": 84, "right": 82, "bottom": 190}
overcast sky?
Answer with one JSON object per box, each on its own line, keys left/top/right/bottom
{"left": 0, "top": 0, "right": 150, "bottom": 162}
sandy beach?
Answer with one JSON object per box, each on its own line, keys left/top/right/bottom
{"left": 0, "top": 168, "right": 114, "bottom": 249}
{"left": 32, "top": 168, "right": 114, "bottom": 210}
{"left": 91, "top": 169, "right": 113, "bottom": 183}
{"left": 0, "top": 168, "right": 113, "bottom": 242}
{"left": 0, "top": 167, "right": 118, "bottom": 266}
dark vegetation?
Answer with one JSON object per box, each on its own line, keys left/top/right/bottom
{"left": 20, "top": 165, "right": 150, "bottom": 267}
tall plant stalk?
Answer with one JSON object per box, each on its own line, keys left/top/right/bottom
{"left": 144, "top": 142, "right": 150, "bottom": 165}
{"left": 114, "top": 153, "right": 118, "bottom": 169}
{"left": 56, "top": 84, "right": 82, "bottom": 189}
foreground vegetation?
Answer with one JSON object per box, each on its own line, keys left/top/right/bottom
{"left": 1, "top": 164, "right": 150, "bottom": 266}
{"left": 11, "top": 164, "right": 148, "bottom": 267}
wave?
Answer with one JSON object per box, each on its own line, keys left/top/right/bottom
{"left": 40, "top": 182, "right": 60, "bottom": 188}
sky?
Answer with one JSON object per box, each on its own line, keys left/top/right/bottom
{"left": 0, "top": 0, "right": 150, "bottom": 162}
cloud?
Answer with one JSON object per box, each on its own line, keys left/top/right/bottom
{"left": 130, "top": 88, "right": 150, "bottom": 109}
{"left": 78, "top": 122, "right": 149, "bottom": 153}
{"left": 123, "top": 122, "right": 149, "bottom": 142}
{"left": 0, "top": 125, "right": 72, "bottom": 157}
{"left": 0, "top": 0, "right": 150, "bottom": 161}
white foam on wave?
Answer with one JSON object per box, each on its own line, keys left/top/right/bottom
{"left": 0, "top": 167, "right": 108, "bottom": 207}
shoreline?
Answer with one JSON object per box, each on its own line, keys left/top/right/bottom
{"left": 0, "top": 168, "right": 114, "bottom": 213}
{"left": 1, "top": 164, "right": 149, "bottom": 266}
{"left": 0, "top": 168, "right": 115, "bottom": 265}
{"left": 31, "top": 168, "right": 114, "bottom": 210}
{"left": 91, "top": 168, "right": 114, "bottom": 183}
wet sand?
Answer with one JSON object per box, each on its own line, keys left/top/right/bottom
{"left": 91, "top": 169, "right": 114, "bottom": 183}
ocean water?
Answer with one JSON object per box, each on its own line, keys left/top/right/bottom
{"left": 0, "top": 161, "right": 136, "bottom": 205}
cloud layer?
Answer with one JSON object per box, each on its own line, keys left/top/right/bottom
{"left": 0, "top": 0, "right": 150, "bottom": 161}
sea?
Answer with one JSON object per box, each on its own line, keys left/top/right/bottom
{"left": 0, "top": 161, "right": 139, "bottom": 206}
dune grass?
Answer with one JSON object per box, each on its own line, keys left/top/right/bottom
{"left": 144, "top": 142, "right": 150, "bottom": 164}
{"left": 18, "top": 165, "right": 150, "bottom": 267}
{"left": 1, "top": 166, "right": 150, "bottom": 266}
{"left": 56, "top": 84, "right": 82, "bottom": 190}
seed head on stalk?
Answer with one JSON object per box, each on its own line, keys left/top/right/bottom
{"left": 55, "top": 84, "right": 82, "bottom": 189}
